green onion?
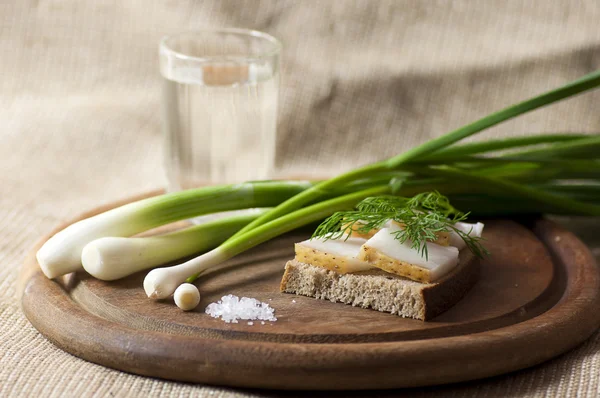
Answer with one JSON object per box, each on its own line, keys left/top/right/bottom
{"left": 37, "top": 181, "right": 313, "bottom": 278}
{"left": 501, "top": 135, "right": 600, "bottom": 160}
{"left": 144, "top": 70, "right": 600, "bottom": 295}
{"left": 421, "top": 133, "right": 588, "bottom": 161}
{"left": 144, "top": 186, "right": 391, "bottom": 298}
{"left": 81, "top": 209, "right": 268, "bottom": 281}
{"left": 415, "top": 166, "right": 600, "bottom": 216}
{"left": 35, "top": 69, "right": 600, "bottom": 301}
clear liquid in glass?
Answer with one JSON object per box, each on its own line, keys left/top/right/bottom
{"left": 162, "top": 61, "right": 278, "bottom": 191}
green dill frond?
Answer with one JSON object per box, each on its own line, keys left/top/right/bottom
{"left": 312, "top": 191, "right": 488, "bottom": 259}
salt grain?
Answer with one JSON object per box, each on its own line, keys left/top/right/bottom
{"left": 205, "top": 294, "right": 277, "bottom": 323}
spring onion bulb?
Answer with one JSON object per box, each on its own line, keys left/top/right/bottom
{"left": 37, "top": 200, "right": 156, "bottom": 279}
{"left": 174, "top": 283, "right": 201, "bottom": 311}
{"left": 145, "top": 249, "right": 229, "bottom": 299}
{"left": 81, "top": 209, "right": 267, "bottom": 281}
{"left": 36, "top": 181, "right": 312, "bottom": 278}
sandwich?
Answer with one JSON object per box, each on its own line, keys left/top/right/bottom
{"left": 280, "top": 193, "right": 485, "bottom": 321}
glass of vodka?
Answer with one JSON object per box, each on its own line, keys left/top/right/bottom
{"left": 159, "top": 29, "right": 281, "bottom": 191}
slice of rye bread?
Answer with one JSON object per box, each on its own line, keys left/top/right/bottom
{"left": 280, "top": 249, "right": 479, "bottom": 321}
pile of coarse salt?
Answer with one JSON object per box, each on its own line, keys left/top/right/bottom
{"left": 205, "top": 294, "right": 277, "bottom": 324}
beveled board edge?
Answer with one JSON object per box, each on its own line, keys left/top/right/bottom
{"left": 19, "top": 194, "right": 600, "bottom": 390}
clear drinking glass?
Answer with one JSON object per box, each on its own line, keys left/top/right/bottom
{"left": 159, "top": 29, "right": 281, "bottom": 191}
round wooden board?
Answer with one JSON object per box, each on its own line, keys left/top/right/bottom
{"left": 19, "top": 193, "right": 600, "bottom": 390}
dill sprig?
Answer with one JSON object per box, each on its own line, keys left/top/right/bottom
{"left": 312, "top": 191, "right": 488, "bottom": 259}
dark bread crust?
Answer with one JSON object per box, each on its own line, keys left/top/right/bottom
{"left": 280, "top": 249, "right": 479, "bottom": 321}
{"left": 420, "top": 249, "right": 479, "bottom": 320}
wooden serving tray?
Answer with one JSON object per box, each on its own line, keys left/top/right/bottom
{"left": 19, "top": 193, "right": 600, "bottom": 390}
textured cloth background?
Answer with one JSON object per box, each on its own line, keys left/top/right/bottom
{"left": 1, "top": 1, "right": 600, "bottom": 396}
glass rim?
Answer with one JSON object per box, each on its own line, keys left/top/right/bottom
{"left": 159, "top": 28, "right": 282, "bottom": 63}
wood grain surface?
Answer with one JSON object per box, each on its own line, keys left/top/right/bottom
{"left": 18, "top": 193, "right": 600, "bottom": 390}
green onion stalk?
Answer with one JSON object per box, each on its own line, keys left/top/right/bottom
{"left": 35, "top": 70, "right": 600, "bottom": 300}
{"left": 228, "top": 69, "right": 600, "bottom": 238}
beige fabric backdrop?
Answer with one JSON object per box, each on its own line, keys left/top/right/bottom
{"left": 1, "top": 1, "right": 599, "bottom": 396}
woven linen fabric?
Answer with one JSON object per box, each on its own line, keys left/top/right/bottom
{"left": 1, "top": 1, "right": 599, "bottom": 396}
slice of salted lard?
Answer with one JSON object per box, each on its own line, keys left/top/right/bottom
{"left": 357, "top": 228, "right": 459, "bottom": 283}
{"left": 449, "top": 222, "right": 485, "bottom": 250}
{"left": 294, "top": 235, "right": 373, "bottom": 274}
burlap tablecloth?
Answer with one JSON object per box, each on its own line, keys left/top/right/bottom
{"left": 2, "top": 1, "right": 600, "bottom": 396}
